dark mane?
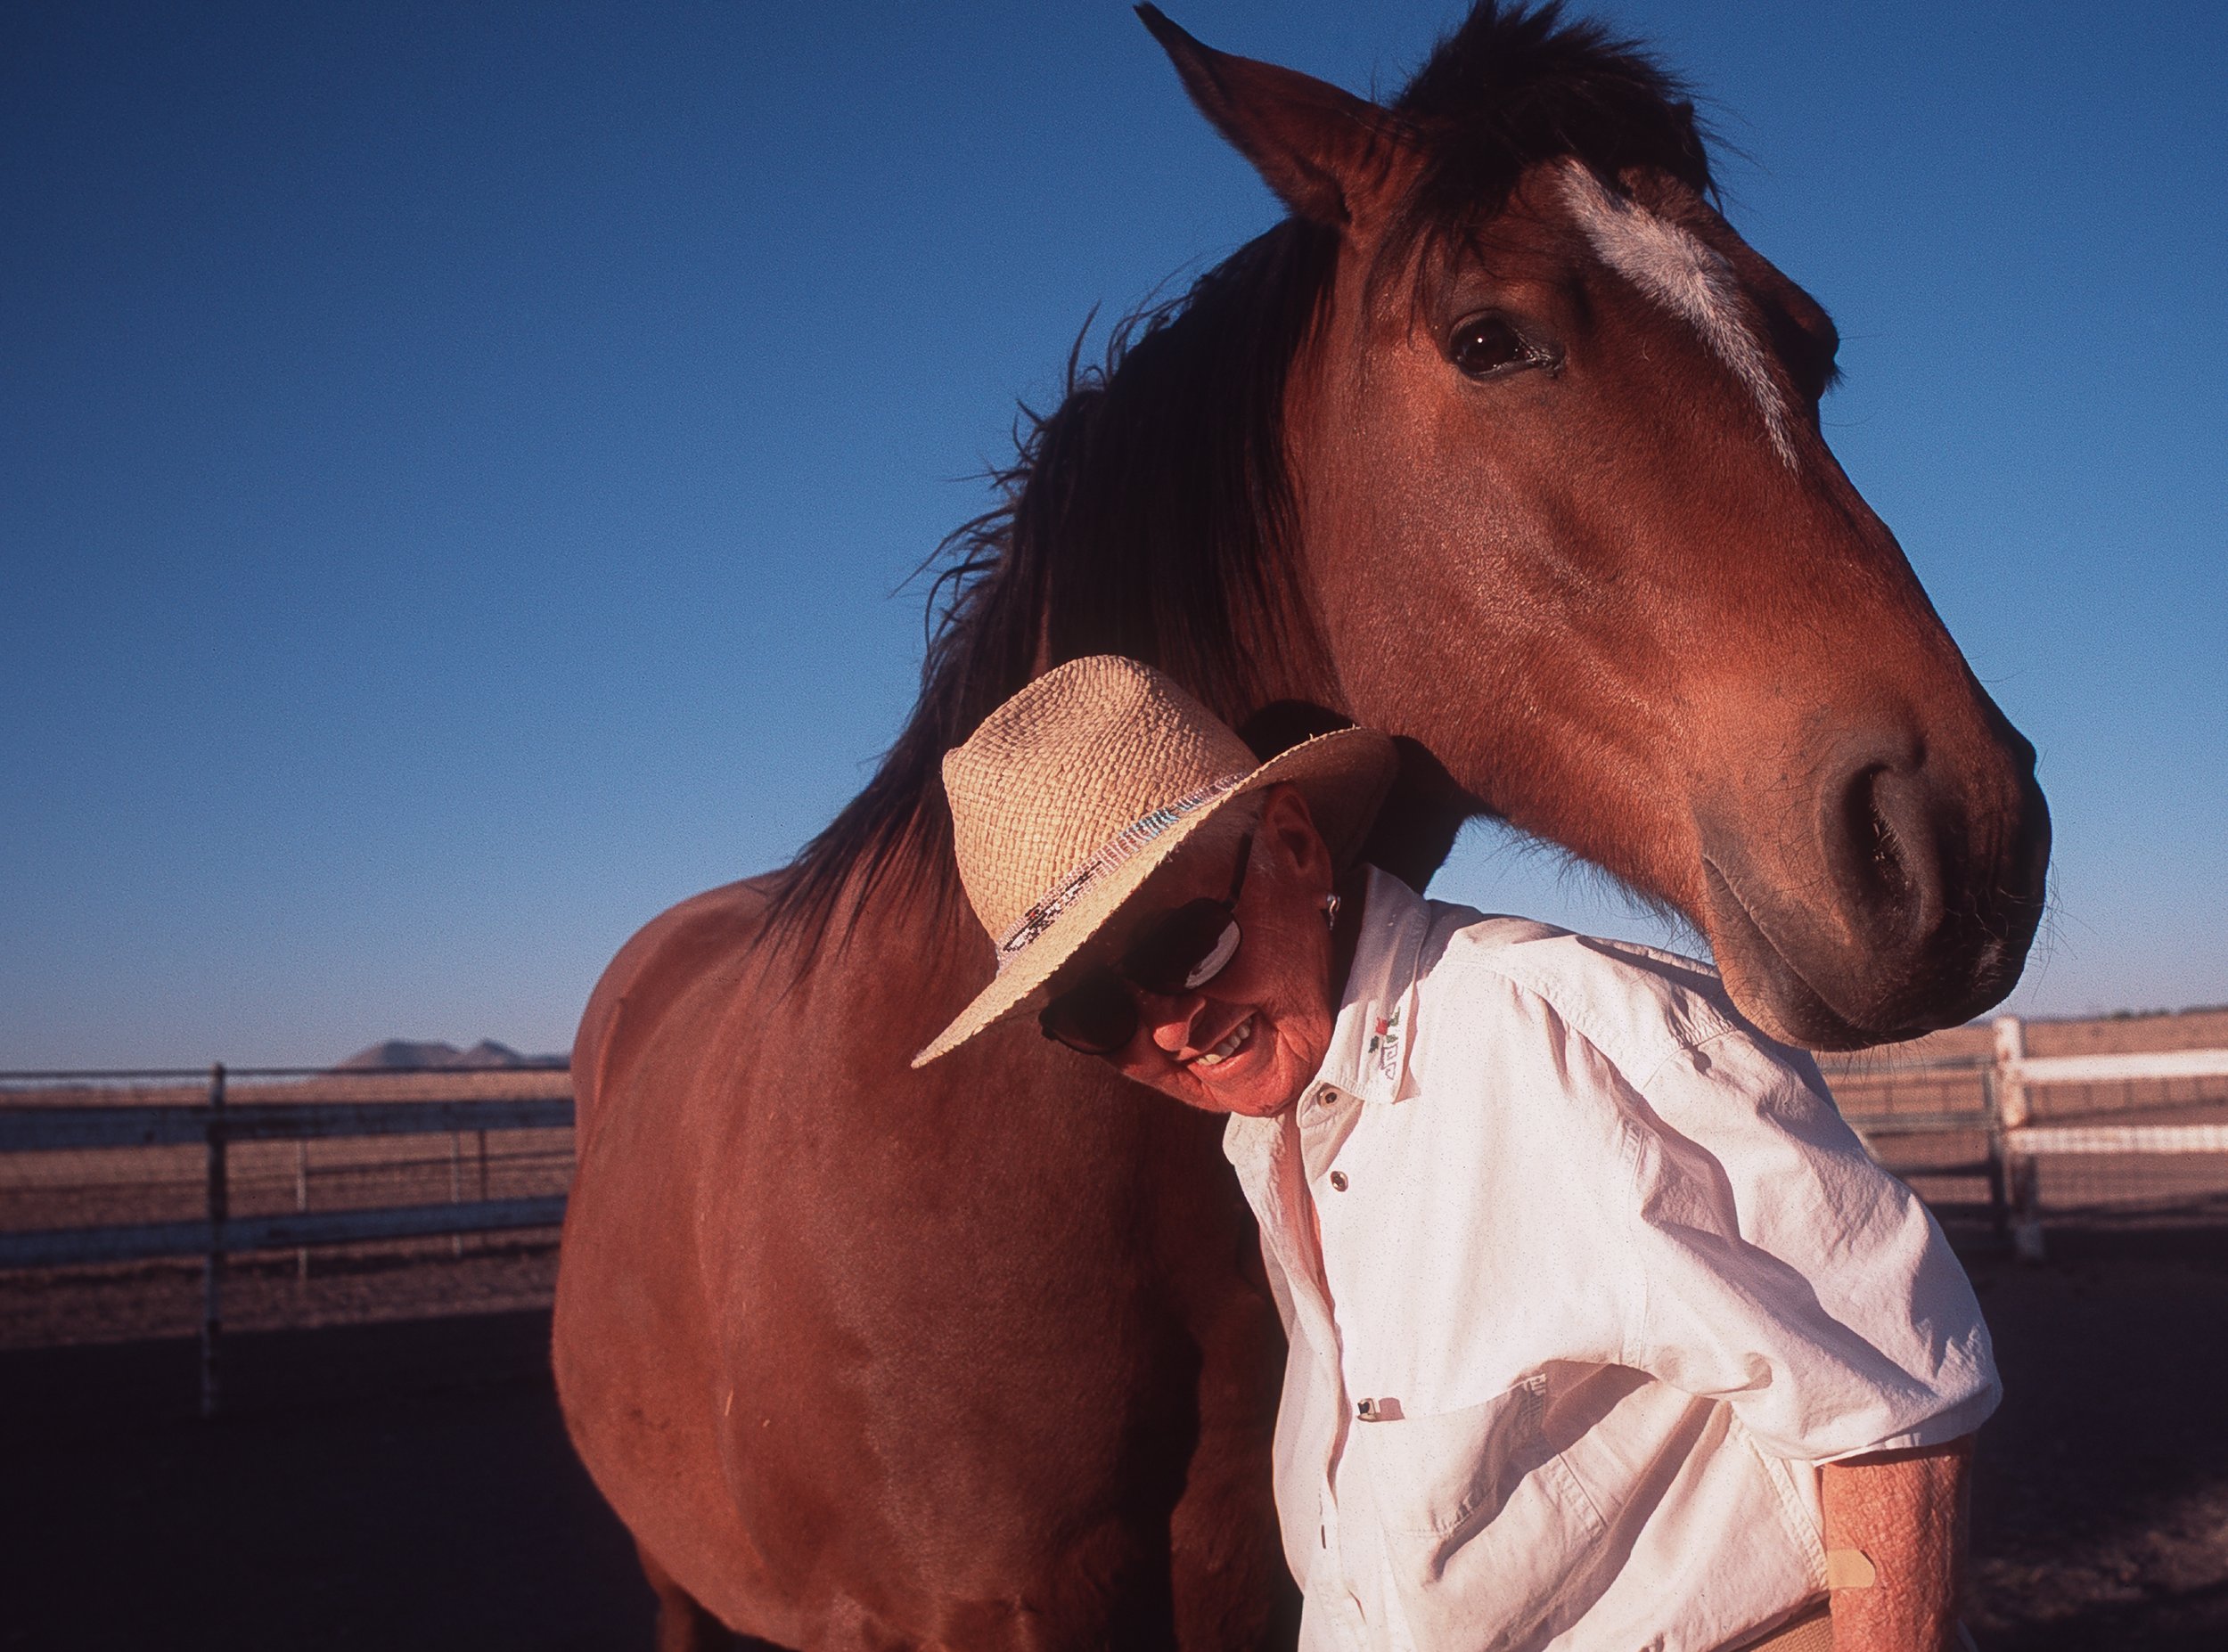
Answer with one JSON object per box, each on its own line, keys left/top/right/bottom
{"left": 765, "top": 217, "right": 1341, "bottom": 945}
{"left": 762, "top": 1, "right": 1714, "bottom": 948}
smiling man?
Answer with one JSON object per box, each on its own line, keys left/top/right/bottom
{"left": 916, "top": 655, "right": 1993, "bottom": 1652}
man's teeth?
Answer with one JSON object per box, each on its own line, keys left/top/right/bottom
{"left": 1195, "top": 1014, "right": 1255, "bottom": 1067}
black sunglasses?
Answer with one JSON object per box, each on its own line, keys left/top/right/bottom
{"left": 1039, "top": 831, "right": 1254, "bottom": 1056}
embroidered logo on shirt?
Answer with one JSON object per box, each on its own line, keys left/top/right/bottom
{"left": 1366, "top": 1003, "right": 1403, "bottom": 1084}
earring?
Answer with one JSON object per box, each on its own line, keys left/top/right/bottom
{"left": 1322, "top": 891, "right": 1341, "bottom": 933}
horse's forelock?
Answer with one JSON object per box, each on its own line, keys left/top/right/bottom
{"left": 1367, "top": 1, "right": 1715, "bottom": 299}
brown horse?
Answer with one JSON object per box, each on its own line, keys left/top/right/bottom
{"left": 553, "top": 5, "right": 2050, "bottom": 1648}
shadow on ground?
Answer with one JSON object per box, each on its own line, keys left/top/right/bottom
{"left": 0, "top": 1312, "right": 655, "bottom": 1652}
{"left": 1962, "top": 1223, "right": 2228, "bottom": 1650}
{"left": 4, "top": 1226, "right": 2225, "bottom": 1649}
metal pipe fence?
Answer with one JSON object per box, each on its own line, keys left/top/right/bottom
{"left": 4, "top": 1014, "right": 2225, "bottom": 1413}
{"left": 0, "top": 1063, "right": 573, "bottom": 1415}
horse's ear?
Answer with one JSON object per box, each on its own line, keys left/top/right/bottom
{"left": 1137, "top": 5, "right": 1397, "bottom": 229}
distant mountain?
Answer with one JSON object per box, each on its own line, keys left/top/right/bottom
{"left": 335, "top": 1039, "right": 565, "bottom": 1071}
{"left": 455, "top": 1039, "right": 537, "bottom": 1069}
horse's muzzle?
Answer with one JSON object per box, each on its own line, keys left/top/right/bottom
{"left": 1697, "top": 736, "right": 2051, "bottom": 1051}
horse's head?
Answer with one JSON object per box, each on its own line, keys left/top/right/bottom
{"left": 1143, "top": 4, "right": 2049, "bottom": 1050}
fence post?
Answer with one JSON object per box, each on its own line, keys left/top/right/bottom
{"left": 1982, "top": 1075, "right": 2010, "bottom": 1243}
{"left": 295, "top": 1138, "right": 310, "bottom": 1281}
{"left": 450, "top": 1131, "right": 465, "bottom": 1257}
{"left": 201, "top": 1062, "right": 227, "bottom": 1419}
{"left": 1995, "top": 1017, "right": 2045, "bottom": 1262}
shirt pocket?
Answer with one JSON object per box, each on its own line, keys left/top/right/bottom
{"left": 1352, "top": 1378, "right": 1610, "bottom": 1649}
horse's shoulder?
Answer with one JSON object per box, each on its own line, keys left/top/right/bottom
{"left": 572, "top": 874, "right": 783, "bottom": 1135}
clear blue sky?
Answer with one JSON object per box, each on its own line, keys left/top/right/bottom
{"left": 4, "top": 1, "right": 2222, "bottom": 1067}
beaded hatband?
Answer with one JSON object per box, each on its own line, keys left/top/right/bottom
{"left": 992, "top": 773, "right": 1248, "bottom": 971}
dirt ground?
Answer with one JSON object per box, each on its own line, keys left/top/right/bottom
{"left": 0, "top": 1236, "right": 567, "bottom": 1350}
{"left": 1961, "top": 1227, "right": 2228, "bottom": 1649}
{"left": 4, "top": 1229, "right": 2224, "bottom": 1651}
{"left": 0, "top": 1308, "right": 655, "bottom": 1652}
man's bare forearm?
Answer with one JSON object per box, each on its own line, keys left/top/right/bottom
{"left": 1818, "top": 1435, "right": 1972, "bottom": 1651}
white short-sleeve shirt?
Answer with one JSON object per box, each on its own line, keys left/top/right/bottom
{"left": 1221, "top": 868, "right": 1997, "bottom": 1652}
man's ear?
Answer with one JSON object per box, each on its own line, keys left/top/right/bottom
{"left": 1256, "top": 783, "right": 1334, "bottom": 887}
{"left": 1137, "top": 5, "right": 1404, "bottom": 229}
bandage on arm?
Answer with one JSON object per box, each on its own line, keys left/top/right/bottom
{"left": 1818, "top": 1435, "right": 1972, "bottom": 1652}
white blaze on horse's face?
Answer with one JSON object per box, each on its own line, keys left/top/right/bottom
{"left": 1554, "top": 160, "right": 1798, "bottom": 468}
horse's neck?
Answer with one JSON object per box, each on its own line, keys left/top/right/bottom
{"left": 808, "top": 846, "right": 980, "bottom": 985}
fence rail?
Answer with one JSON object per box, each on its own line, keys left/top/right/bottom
{"left": 0, "top": 1196, "right": 569, "bottom": 1270}
{"left": 2011, "top": 1124, "right": 2228, "bottom": 1155}
{"left": 0, "top": 1064, "right": 574, "bottom": 1415}
{"left": 2007, "top": 1050, "right": 2228, "bottom": 1084}
{"left": 0, "top": 1098, "right": 574, "bottom": 1153}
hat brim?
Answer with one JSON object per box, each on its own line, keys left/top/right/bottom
{"left": 911, "top": 725, "right": 1397, "bottom": 1067}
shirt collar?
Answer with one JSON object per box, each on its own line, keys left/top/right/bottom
{"left": 1315, "top": 864, "right": 1430, "bottom": 1107}
{"left": 1224, "top": 865, "right": 1432, "bottom": 1175}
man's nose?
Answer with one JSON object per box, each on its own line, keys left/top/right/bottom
{"left": 1145, "top": 991, "right": 1206, "bottom": 1056}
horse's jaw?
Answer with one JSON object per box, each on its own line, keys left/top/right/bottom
{"left": 1695, "top": 789, "right": 2051, "bottom": 1051}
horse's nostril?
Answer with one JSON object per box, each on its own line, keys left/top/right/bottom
{"left": 1863, "top": 788, "right": 1916, "bottom": 904}
{"left": 1826, "top": 751, "right": 1945, "bottom": 947}
{"left": 1845, "top": 766, "right": 1913, "bottom": 909}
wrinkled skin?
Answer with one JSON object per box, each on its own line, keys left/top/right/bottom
{"left": 1088, "top": 788, "right": 1347, "bottom": 1121}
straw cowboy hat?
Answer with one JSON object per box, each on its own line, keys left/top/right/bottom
{"left": 913, "top": 655, "right": 1397, "bottom": 1067}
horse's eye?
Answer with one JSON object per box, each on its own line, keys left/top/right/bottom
{"left": 1449, "top": 315, "right": 1535, "bottom": 380}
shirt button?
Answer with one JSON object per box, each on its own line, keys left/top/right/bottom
{"left": 1329, "top": 1171, "right": 1348, "bottom": 1191}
